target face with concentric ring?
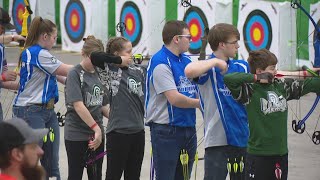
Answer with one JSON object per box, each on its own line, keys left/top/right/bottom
{"left": 12, "top": 0, "right": 31, "bottom": 33}
{"left": 183, "top": 6, "right": 208, "bottom": 54}
{"left": 64, "top": 0, "right": 86, "bottom": 43}
{"left": 243, "top": 10, "right": 272, "bottom": 52}
{"left": 120, "top": 1, "right": 143, "bottom": 47}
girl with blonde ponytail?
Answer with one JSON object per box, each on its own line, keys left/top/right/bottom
{"left": 13, "top": 16, "right": 73, "bottom": 180}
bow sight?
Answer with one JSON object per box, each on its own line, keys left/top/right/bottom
{"left": 133, "top": 54, "right": 151, "bottom": 64}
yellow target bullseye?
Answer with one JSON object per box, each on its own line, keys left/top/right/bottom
{"left": 126, "top": 18, "right": 133, "bottom": 31}
{"left": 190, "top": 24, "right": 198, "bottom": 38}
{"left": 18, "top": 9, "right": 23, "bottom": 20}
{"left": 253, "top": 28, "right": 261, "bottom": 42}
{"left": 71, "top": 13, "right": 78, "bottom": 27}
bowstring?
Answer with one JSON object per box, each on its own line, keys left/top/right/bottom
{"left": 290, "top": 0, "right": 320, "bottom": 143}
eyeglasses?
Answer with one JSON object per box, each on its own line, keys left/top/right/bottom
{"left": 224, "top": 40, "right": 239, "bottom": 45}
{"left": 177, "top": 34, "right": 192, "bottom": 41}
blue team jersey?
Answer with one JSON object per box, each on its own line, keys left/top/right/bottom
{"left": 145, "top": 45, "right": 198, "bottom": 127}
{"left": 198, "top": 54, "right": 249, "bottom": 147}
{"left": 14, "top": 44, "right": 62, "bottom": 106}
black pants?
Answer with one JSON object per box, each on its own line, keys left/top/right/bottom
{"left": 65, "top": 139, "right": 104, "bottom": 180}
{"left": 105, "top": 130, "right": 145, "bottom": 180}
{"left": 227, "top": 146, "right": 246, "bottom": 180}
{"left": 245, "top": 153, "right": 288, "bottom": 180}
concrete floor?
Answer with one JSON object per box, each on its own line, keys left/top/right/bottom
{"left": 2, "top": 46, "right": 320, "bottom": 180}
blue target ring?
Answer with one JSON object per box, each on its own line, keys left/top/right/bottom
{"left": 243, "top": 10, "right": 272, "bottom": 51}
{"left": 12, "top": 0, "right": 31, "bottom": 33}
{"left": 64, "top": 0, "right": 86, "bottom": 43}
{"left": 183, "top": 6, "right": 208, "bottom": 54}
{"left": 120, "top": 1, "right": 142, "bottom": 47}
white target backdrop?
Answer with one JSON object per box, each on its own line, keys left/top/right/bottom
{"left": 116, "top": 0, "right": 150, "bottom": 56}
{"left": 60, "top": 0, "right": 92, "bottom": 52}
{"left": 178, "top": 0, "right": 232, "bottom": 58}
{"left": 238, "top": 0, "right": 296, "bottom": 70}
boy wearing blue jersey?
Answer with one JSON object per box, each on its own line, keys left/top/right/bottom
{"left": 185, "top": 23, "right": 249, "bottom": 180}
{"left": 145, "top": 20, "right": 200, "bottom": 180}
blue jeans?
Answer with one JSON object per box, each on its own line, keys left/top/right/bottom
{"left": 13, "top": 105, "right": 61, "bottom": 180}
{"left": 204, "top": 146, "right": 246, "bottom": 180}
{"left": 150, "top": 123, "right": 197, "bottom": 180}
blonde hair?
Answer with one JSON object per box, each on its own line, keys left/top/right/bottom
{"left": 82, "top": 35, "right": 104, "bottom": 57}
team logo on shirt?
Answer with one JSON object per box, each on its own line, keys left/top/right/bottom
{"left": 127, "top": 77, "right": 144, "bottom": 97}
{"left": 51, "top": 56, "right": 58, "bottom": 64}
{"left": 85, "top": 85, "right": 103, "bottom": 106}
{"left": 260, "top": 91, "right": 287, "bottom": 115}
{"left": 95, "top": 66, "right": 123, "bottom": 96}
{"left": 177, "top": 76, "right": 197, "bottom": 95}
{"left": 219, "top": 85, "right": 232, "bottom": 96}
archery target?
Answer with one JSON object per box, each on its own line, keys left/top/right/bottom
{"left": 119, "top": 1, "right": 142, "bottom": 47}
{"left": 238, "top": 0, "right": 296, "bottom": 70}
{"left": 116, "top": 0, "right": 149, "bottom": 55}
{"left": 183, "top": 6, "right": 209, "bottom": 54}
{"left": 178, "top": 0, "right": 233, "bottom": 57}
{"left": 61, "top": 0, "right": 92, "bottom": 52}
{"left": 11, "top": 0, "right": 31, "bottom": 33}
{"left": 309, "top": 2, "right": 320, "bottom": 68}
{"left": 64, "top": 0, "right": 86, "bottom": 43}
{"left": 243, "top": 10, "right": 272, "bottom": 52}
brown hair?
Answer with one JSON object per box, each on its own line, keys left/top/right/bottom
{"left": 105, "top": 36, "right": 129, "bottom": 54}
{"left": 162, "top": 20, "right": 189, "bottom": 45}
{"left": 247, "top": 49, "right": 278, "bottom": 74}
{"left": 24, "top": 16, "right": 56, "bottom": 48}
{"left": 82, "top": 35, "right": 104, "bottom": 57}
{"left": 208, "top": 23, "right": 240, "bottom": 51}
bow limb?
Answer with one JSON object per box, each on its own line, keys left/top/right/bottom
{"left": 20, "top": 0, "right": 32, "bottom": 38}
{"left": 198, "top": 27, "right": 209, "bottom": 61}
{"left": 291, "top": 0, "right": 320, "bottom": 67}
{"left": 292, "top": 1, "right": 320, "bottom": 33}
{"left": 291, "top": 1, "right": 320, "bottom": 145}
{"left": 16, "top": 0, "right": 32, "bottom": 72}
